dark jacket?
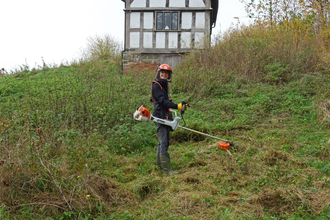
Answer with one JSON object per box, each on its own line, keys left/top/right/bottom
{"left": 151, "top": 79, "right": 177, "bottom": 120}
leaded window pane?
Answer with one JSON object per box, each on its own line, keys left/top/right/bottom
{"left": 164, "top": 12, "right": 171, "bottom": 30}
{"left": 156, "top": 12, "right": 163, "bottom": 30}
{"left": 171, "top": 12, "right": 178, "bottom": 30}
{"left": 156, "top": 12, "right": 179, "bottom": 30}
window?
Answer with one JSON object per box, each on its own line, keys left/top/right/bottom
{"left": 156, "top": 12, "right": 178, "bottom": 30}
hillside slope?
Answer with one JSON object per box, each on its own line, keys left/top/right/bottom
{"left": 0, "top": 57, "right": 330, "bottom": 219}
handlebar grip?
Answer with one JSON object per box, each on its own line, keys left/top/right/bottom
{"left": 181, "top": 101, "right": 187, "bottom": 115}
{"left": 182, "top": 100, "right": 190, "bottom": 107}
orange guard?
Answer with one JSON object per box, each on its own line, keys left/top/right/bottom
{"left": 218, "top": 141, "right": 230, "bottom": 150}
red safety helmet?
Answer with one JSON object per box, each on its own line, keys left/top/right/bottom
{"left": 156, "top": 64, "right": 173, "bottom": 79}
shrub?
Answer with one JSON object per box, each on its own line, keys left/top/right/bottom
{"left": 80, "top": 34, "right": 122, "bottom": 64}
{"left": 173, "top": 18, "right": 329, "bottom": 95}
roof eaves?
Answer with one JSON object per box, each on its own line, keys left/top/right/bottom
{"left": 211, "top": 0, "right": 219, "bottom": 27}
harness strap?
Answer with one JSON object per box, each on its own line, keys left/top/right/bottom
{"left": 151, "top": 81, "right": 162, "bottom": 106}
{"left": 151, "top": 81, "right": 171, "bottom": 118}
{"left": 152, "top": 81, "right": 162, "bottom": 90}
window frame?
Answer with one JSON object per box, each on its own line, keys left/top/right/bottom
{"left": 155, "top": 11, "right": 179, "bottom": 31}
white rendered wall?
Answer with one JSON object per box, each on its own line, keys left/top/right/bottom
{"left": 144, "top": 12, "right": 153, "bottom": 29}
{"left": 143, "top": 32, "right": 153, "bottom": 48}
{"left": 189, "top": 0, "right": 205, "bottom": 7}
{"left": 195, "top": 12, "right": 205, "bottom": 28}
{"left": 168, "top": 32, "right": 178, "bottom": 48}
{"left": 195, "top": 32, "right": 205, "bottom": 48}
{"left": 181, "top": 32, "right": 191, "bottom": 48}
{"left": 131, "top": 0, "right": 146, "bottom": 7}
{"left": 130, "top": 32, "right": 140, "bottom": 48}
{"left": 169, "top": 0, "right": 185, "bottom": 7}
{"left": 156, "top": 32, "right": 166, "bottom": 48}
{"left": 150, "top": 0, "right": 166, "bottom": 7}
{"left": 181, "top": 12, "right": 192, "bottom": 29}
{"left": 130, "top": 12, "right": 140, "bottom": 28}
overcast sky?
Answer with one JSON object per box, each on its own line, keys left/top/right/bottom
{"left": 0, "top": 0, "right": 251, "bottom": 71}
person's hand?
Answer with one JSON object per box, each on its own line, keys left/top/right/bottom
{"left": 177, "top": 101, "right": 189, "bottom": 111}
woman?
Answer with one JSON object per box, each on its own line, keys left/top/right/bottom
{"left": 151, "top": 64, "right": 188, "bottom": 174}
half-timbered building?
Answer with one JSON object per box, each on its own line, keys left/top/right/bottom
{"left": 120, "top": 0, "right": 219, "bottom": 73}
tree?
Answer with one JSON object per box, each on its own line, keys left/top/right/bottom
{"left": 240, "top": 0, "right": 330, "bottom": 26}
{"left": 80, "top": 34, "right": 122, "bottom": 62}
{"left": 241, "top": 0, "right": 281, "bottom": 25}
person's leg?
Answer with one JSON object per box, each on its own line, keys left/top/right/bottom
{"left": 155, "top": 123, "right": 165, "bottom": 169}
{"left": 156, "top": 123, "right": 178, "bottom": 174}
{"left": 156, "top": 123, "right": 169, "bottom": 155}
{"left": 160, "top": 153, "right": 178, "bottom": 174}
{"left": 156, "top": 142, "right": 161, "bottom": 169}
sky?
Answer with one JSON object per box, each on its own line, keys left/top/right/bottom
{"left": 0, "top": 0, "right": 251, "bottom": 71}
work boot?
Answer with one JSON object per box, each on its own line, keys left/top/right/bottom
{"left": 156, "top": 150, "right": 161, "bottom": 169}
{"left": 160, "top": 153, "right": 178, "bottom": 175}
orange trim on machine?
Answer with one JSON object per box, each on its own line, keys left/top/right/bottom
{"left": 138, "top": 106, "right": 151, "bottom": 118}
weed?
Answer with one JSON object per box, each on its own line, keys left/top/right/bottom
{"left": 110, "top": 210, "right": 133, "bottom": 219}
{"left": 1, "top": 17, "right": 330, "bottom": 219}
{"left": 0, "top": 207, "right": 10, "bottom": 220}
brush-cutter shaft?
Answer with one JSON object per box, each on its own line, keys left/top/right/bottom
{"left": 178, "top": 125, "right": 234, "bottom": 157}
{"left": 133, "top": 105, "right": 236, "bottom": 157}
{"left": 178, "top": 125, "right": 235, "bottom": 146}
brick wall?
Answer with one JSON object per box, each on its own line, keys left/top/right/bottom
{"left": 122, "top": 52, "right": 183, "bottom": 75}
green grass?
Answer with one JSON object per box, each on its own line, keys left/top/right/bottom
{"left": 1, "top": 58, "right": 330, "bottom": 219}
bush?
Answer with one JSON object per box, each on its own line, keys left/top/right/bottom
{"left": 80, "top": 34, "right": 122, "bottom": 64}
{"left": 173, "top": 18, "right": 328, "bottom": 95}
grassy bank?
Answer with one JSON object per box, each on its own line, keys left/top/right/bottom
{"left": 1, "top": 22, "right": 330, "bottom": 219}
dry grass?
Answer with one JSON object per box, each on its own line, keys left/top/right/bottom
{"left": 106, "top": 134, "right": 330, "bottom": 219}
{"left": 85, "top": 175, "right": 136, "bottom": 207}
{"left": 1, "top": 17, "right": 330, "bottom": 219}
{"left": 319, "top": 100, "right": 330, "bottom": 126}
{"left": 1, "top": 113, "right": 330, "bottom": 218}
{"left": 173, "top": 20, "right": 330, "bottom": 95}
{"left": 0, "top": 160, "right": 137, "bottom": 215}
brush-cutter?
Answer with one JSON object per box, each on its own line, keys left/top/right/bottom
{"left": 133, "top": 104, "right": 237, "bottom": 156}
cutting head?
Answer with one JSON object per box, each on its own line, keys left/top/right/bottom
{"left": 218, "top": 141, "right": 230, "bottom": 150}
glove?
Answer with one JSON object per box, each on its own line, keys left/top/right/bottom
{"left": 177, "top": 101, "right": 189, "bottom": 111}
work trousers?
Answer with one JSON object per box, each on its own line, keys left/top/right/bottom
{"left": 155, "top": 123, "right": 171, "bottom": 154}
